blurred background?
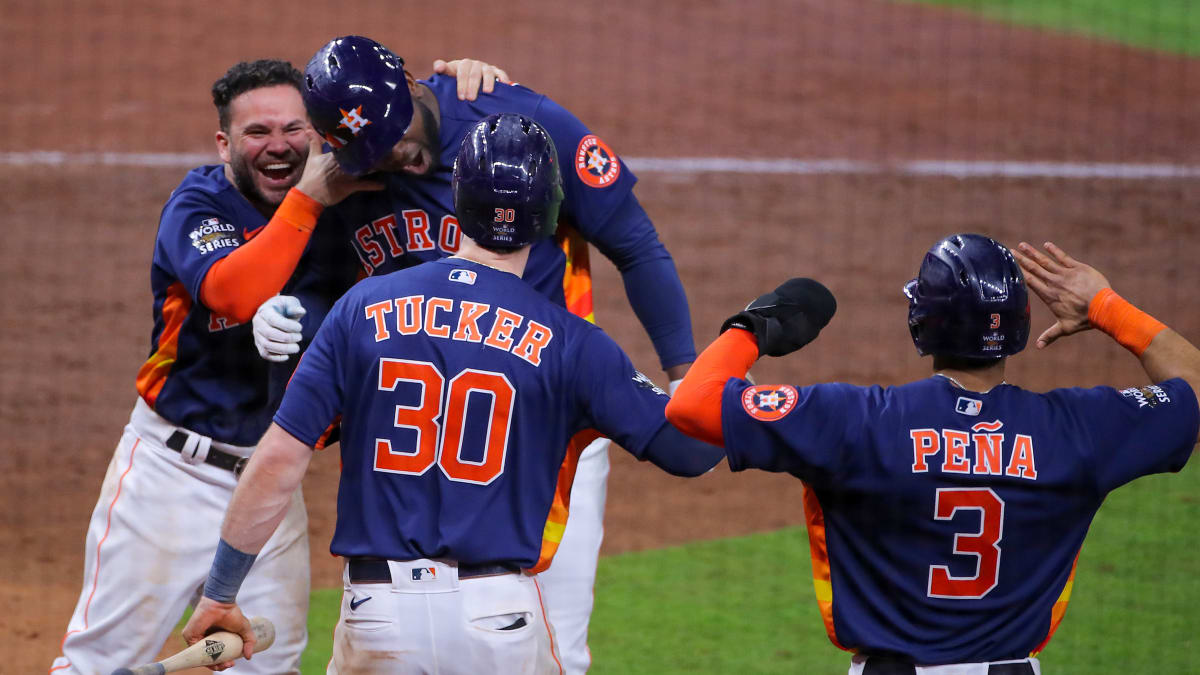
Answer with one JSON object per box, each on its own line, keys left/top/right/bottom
{"left": 3, "top": 0, "right": 1197, "bottom": 672}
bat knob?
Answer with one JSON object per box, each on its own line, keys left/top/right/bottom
{"left": 110, "top": 670, "right": 135, "bottom": 675}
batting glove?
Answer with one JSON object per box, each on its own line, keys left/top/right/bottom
{"left": 253, "top": 295, "right": 306, "bottom": 362}
{"left": 721, "top": 278, "right": 837, "bottom": 357}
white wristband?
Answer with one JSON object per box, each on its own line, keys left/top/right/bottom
{"left": 668, "top": 378, "right": 683, "bottom": 397}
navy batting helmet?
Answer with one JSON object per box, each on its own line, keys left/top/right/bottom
{"left": 452, "top": 113, "right": 564, "bottom": 250}
{"left": 303, "top": 36, "right": 413, "bottom": 176}
{"left": 903, "top": 233, "right": 1030, "bottom": 359}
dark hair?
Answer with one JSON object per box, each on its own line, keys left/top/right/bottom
{"left": 211, "top": 59, "right": 304, "bottom": 131}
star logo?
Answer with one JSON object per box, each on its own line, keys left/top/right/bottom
{"left": 338, "top": 105, "right": 372, "bottom": 134}
{"left": 741, "top": 385, "right": 799, "bottom": 421}
{"left": 575, "top": 134, "right": 621, "bottom": 188}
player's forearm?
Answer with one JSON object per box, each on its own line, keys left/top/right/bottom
{"left": 1090, "top": 289, "right": 1200, "bottom": 435}
{"left": 200, "top": 188, "right": 324, "bottom": 322}
{"left": 220, "top": 424, "right": 314, "bottom": 554}
{"left": 620, "top": 257, "right": 697, "bottom": 370}
{"left": 641, "top": 422, "right": 725, "bottom": 476}
{"left": 665, "top": 329, "right": 759, "bottom": 446}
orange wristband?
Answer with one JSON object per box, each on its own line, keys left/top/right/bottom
{"left": 274, "top": 188, "right": 324, "bottom": 233}
{"left": 1088, "top": 288, "right": 1166, "bottom": 356}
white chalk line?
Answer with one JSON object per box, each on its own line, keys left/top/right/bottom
{"left": 2, "top": 151, "right": 1199, "bottom": 180}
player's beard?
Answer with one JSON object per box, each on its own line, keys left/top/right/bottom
{"left": 228, "top": 147, "right": 303, "bottom": 214}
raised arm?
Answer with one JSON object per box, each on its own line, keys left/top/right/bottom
{"left": 1014, "top": 241, "right": 1200, "bottom": 437}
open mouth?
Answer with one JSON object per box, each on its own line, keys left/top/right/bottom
{"left": 258, "top": 161, "right": 299, "bottom": 186}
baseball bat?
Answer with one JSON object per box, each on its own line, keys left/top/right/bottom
{"left": 109, "top": 616, "right": 275, "bottom": 675}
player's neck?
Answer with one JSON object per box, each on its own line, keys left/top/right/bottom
{"left": 453, "top": 238, "right": 529, "bottom": 277}
{"left": 933, "top": 361, "right": 1007, "bottom": 394}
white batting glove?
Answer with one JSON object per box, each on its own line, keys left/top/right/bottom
{"left": 253, "top": 295, "right": 306, "bottom": 362}
{"left": 668, "top": 379, "right": 683, "bottom": 397}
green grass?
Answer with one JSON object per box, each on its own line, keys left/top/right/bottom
{"left": 903, "top": 0, "right": 1200, "bottom": 55}
{"left": 300, "top": 461, "right": 1199, "bottom": 672}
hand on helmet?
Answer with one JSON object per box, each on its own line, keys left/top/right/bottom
{"left": 253, "top": 295, "right": 306, "bottom": 362}
{"left": 296, "top": 132, "right": 384, "bottom": 206}
{"left": 721, "top": 278, "right": 837, "bottom": 357}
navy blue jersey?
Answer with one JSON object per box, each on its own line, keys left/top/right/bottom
{"left": 274, "top": 258, "right": 672, "bottom": 568}
{"left": 319, "top": 75, "right": 694, "bottom": 368}
{"left": 138, "top": 166, "right": 281, "bottom": 445}
{"left": 722, "top": 375, "right": 1198, "bottom": 664}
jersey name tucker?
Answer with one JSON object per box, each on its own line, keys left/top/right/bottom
{"left": 909, "top": 420, "right": 1038, "bottom": 480}
{"left": 364, "top": 294, "right": 555, "bottom": 367}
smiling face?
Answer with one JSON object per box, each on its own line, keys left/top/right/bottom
{"left": 215, "top": 85, "right": 310, "bottom": 213}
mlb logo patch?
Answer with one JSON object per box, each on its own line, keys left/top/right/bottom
{"left": 449, "top": 269, "right": 477, "bottom": 285}
{"left": 202, "top": 217, "right": 219, "bottom": 227}
{"left": 411, "top": 567, "right": 437, "bottom": 581}
{"left": 955, "top": 397, "right": 982, "bottom": 416}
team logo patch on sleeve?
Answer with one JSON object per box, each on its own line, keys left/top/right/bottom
{"left": 741, "top": 385, "right": 798, "bottom": 421}
{"left": 575, "top": 134, "right": 621, "bottom": 187}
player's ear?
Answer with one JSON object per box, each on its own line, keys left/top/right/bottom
{"left": 215, "top": 130, "right": 232, "bottom": 164}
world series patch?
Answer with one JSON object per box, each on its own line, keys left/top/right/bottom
{"left": 741, "top": 385, "right": 798, "bottom": 421}
{"left": 575, "top": 134, "right": 620, "bottom": 187}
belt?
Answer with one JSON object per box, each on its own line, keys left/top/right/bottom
{"left": 348, "top": 557, "right": 521, "bottom": 582}
{"left": 166, "top": 430, "right": 249, "bottom": 476}
{"left": 863, "top": 657, "right": 1035, "bottom": 675}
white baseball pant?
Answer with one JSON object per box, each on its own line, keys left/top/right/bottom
{"left": 50, "top": 398, "right": 310, "bottom": 675}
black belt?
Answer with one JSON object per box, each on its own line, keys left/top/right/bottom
{"left": 863, "top": 657, "right": 1035, "bottom": 675}
{"left": 348, "top": 557, "right": 521, "bottom": 582}
{"left": 166, "top": 430, "right": 249, "bottom": 476}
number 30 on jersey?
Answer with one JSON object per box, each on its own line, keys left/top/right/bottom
{"left": 374, "top": 358, "right": 514, "bottom": 485}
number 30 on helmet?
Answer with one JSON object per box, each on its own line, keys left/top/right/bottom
{"left": 452, "top": 113, "right": 565, "bottom": 250}
{"left": 904, "top": 233, "right": 1031, "bottom": 359}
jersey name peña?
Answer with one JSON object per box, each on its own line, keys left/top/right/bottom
{"left": 363, "top": 294, "right": 555, "bottom": 367}
{"left": 909, "top": 420, "right": 1037, "bottom": 480}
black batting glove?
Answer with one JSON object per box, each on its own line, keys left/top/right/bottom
{"left": 720, "top": 278, "right": 837, "bottom": 357}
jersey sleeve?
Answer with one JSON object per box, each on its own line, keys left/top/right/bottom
{"left": 272, "top": 295, "right": 352, "bottom": 446}
{"left": 572, "top": 327, "right": 670, "bottom": 457}
{"left": 531, "top": 95, "right": 638, "bottom": 236}
{"left": 1056, "top": 378, "right": 1199, "bottom": 494}
{"left": 721, "top": 380, "right": 869, "bottom": 485}
{"left": 156, "top": 189, "right": 247, "bottom": 303}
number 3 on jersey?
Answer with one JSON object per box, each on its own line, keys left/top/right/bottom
{"left": 928, "top": 487, "right": 1005, "bottom": 599}
{"left": 375, "top": 358, "right": 515, "bottom": 485}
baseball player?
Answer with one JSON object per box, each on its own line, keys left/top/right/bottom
{"left": 51, "top": 57, "right": 510, "bottom": 675}
{"left": 252, "top": 38, "right": 697, "bottom": 672}
{"left": 665, "top": 234, "right": 1200, "bottom": 674}
{"left": 182, "top": 113, "right": 723, "bottom": 674}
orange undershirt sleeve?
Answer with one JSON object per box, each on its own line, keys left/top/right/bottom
{"left": 200, "top": 188, "right": 324, "bottom": 323}
{"left": 665, "top": 328, "right": 759, "bottom": 446}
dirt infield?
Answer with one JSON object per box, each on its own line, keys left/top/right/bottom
{"left": 4, "top": 0, "right": 1199, "bottom": 671}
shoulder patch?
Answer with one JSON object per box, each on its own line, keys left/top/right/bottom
{"left": 189, "top": 217, "right": 239, "bottom": 255}
{"left": 1119, "top": 384, "right": 1171, "bottom": 409}
{"left": 632, "top": 371, "right": 666, "bottom": 396}
{"left": 575, "top": 134, "right": 621, "bottom": 188}
{"left": 741, "top": 385, "right": 799, "bottom": 421}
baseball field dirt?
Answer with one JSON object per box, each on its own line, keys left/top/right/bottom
{"left": 3, "top": 1, "right": 1197, "bottom": 671}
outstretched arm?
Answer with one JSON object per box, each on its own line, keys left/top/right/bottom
{"left": 181, "top": 424, "right": 315, "bottom": 663}
{"left": 1014, "top": 241, "right": 1200, "bottom": 437}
